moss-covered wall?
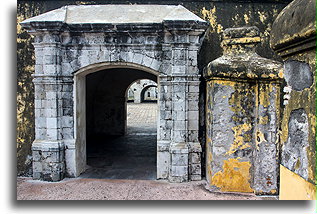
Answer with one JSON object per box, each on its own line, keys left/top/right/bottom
{"left": 16, "top": 0, "right": 291, "bottom": 175}
{"left": 17, "top": 2, "right": 44, "bottom": 175}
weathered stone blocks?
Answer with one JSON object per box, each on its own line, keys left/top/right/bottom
{"left": 21, "top": 5, "right": 208, "bottom": 183}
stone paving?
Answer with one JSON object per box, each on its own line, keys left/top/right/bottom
{"left": 126, "top": 102, "right": 157, "bottom": 135}
{"left": 17, "top": 177, "right": 267, "bottom": 200}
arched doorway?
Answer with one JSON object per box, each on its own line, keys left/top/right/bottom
{"left": 140, "top": 85, "right": 158, "bottom": 103}
{"left": 126, "top": 79, "right": 158, "bottom": 136}
{"left": 74, "top": 63, "right": 159, "bottom": 179}
{"left": 21, "top": 4, "right": 207, "bottom": 182}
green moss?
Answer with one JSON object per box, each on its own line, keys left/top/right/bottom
{"left": 17, "top": 2, "right": 43, "bottom": 176}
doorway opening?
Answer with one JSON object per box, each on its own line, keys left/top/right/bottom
{"left": 80, "top": 67, "right": 158, "bottom": 180}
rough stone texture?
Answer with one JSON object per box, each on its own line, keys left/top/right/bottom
{"left": 204, "top": 26, "right": 282, "bottom": 195}
{"left": 270, "top": 0, "right": 316, "bottom": 53}
{"left": 284, "top": 60, "right": 313, "bottom": 91}
{"left": 21, "top": 4, "right": 208, "bottom": 182}
{"left": 270, "top": 0, "right": 316, "bottom": 188}
{"left": 281, "top": 109, "right": 309, "bottom": 180}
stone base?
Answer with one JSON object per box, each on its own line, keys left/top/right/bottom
{"left": 32, "top": 140, "right": 65, "bottom": 182}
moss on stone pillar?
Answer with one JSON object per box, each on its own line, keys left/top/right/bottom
{"left": 204, "top": 26, "right": 283, "bottom": 194}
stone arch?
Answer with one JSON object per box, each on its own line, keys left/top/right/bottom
{"left": 125, "top": 79, "right": 158, "bottom": 103}
{"left": 73, "top": 62, "right": 159, "bottom": 177}
{"left": 74, "top": 61, "right": 160, "bottom": 78}
{"left": 140, "top": 85, "right": 158, "bottom": 102}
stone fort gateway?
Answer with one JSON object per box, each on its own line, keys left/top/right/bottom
{"left": 20, "top": 1, "right": 316, "bottom": 198}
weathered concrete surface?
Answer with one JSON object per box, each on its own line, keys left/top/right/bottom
{"left": 204, "top": 26, "right": 283, "bottom": 195}
{"left": 17, "top": 177, "right": 267, "bottom": 200}
{"left": 270, "top": 0, "right": 316, "bottom": 200}
{"left": 270, "top": 0, "right": 316, "bottom": 52}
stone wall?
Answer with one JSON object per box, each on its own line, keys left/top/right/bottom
{"left": 270, "top": 0, "right": 316, "bottom": 200}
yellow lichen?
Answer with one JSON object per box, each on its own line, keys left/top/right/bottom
{"left": 201, "top": 6, "right": 223, "bottom": 34}
{"left": 211, "top": 158, "right": 253, "bottom": 192}
{"left": 226, "top": 123, "right": 252, "bottom": 155}
{"left": 257, "top": 11, "right": 267, "bottom": 23}
{"left": 259, "top": 115, "right": 269, "bottom": 125}
{"left": 243, "top": 14, "right": 249, "bottom": 24}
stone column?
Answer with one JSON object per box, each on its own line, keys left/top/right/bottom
{"left": 203, "top": 26, "right": 283, "bottom": 194}
{"left": 31, "top": 32, "right": 71, "bottom": 181}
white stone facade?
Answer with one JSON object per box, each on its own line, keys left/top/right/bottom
{"left": 21, "top": 5, "right": 207, "bottom": 182}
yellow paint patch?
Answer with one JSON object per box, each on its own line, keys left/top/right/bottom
{"left": 279, "top": 165, "right": 316, "bottom": 200}
{"left": 222, "top": 37, "right": 261, "bottom": 45}
{"left": 226, "top": 123, "right": 252, "bottom": 155}
{"left": 259, "top": 115, "right": 269, "bottom": 125}
{"left": 278, "top": 70, "right": 284, "bottom": 78}
{"left": 211, "top": 158, "right": 253, "bottom": 193}
{"left": 258, "top": 84, "right": 273, "bottom": 108}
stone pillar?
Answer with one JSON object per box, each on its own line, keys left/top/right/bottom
{"left": 31, "top": 32, "right": 71, "bottom": 181}
{"left": 270, "top": 0, "right": 316, "bottom": 200}
{"left": 133, "top": 88, "right": 142, "bottom": 103}
{"left": 203, "top": 26, "right": 283, "bottom": 194}
{"left": 157, "top": 28, "right": 205, "bottom": 182}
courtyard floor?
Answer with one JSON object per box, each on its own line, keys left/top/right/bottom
{"left": 17, "top": 177, "right": 268, "bottom": 200}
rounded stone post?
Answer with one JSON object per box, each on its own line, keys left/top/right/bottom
{"left": 270, "top": 0, "right": 316, "bottom": 200}
{"left": 203, "top": 26, "right": 283, "bottom": 194}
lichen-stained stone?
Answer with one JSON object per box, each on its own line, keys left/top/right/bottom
{"left": 20, "top": 4, "right": 208, "bottom": 182}
{"left": 204, "top": 26, "right": 283, "bottom": 194}
{"left": 270, "top": 0, "right": 316, "bottom": 199}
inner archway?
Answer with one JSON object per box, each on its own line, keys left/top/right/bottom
{"left": 140, "top": 85, "right": 158, "bottom": 103}
{"left": 126, "top": 79, "right": 158, "bottom": 136}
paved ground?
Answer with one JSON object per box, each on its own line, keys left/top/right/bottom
{"left": 17, "top": 177, "right": 266, "bottom": 200}
{"left": 83, "top": 135, "right": 157, "bottom": 180}
{"left": 126, "top": 102, "right": 157, "bottom": 135}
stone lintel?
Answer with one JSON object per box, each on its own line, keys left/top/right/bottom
{"left": 32, "top": 140, "right": 65, "bottom": 151}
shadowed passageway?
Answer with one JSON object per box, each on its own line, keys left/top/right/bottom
{"left": 81, "top": 103, "right": 157, "bottom": 180}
